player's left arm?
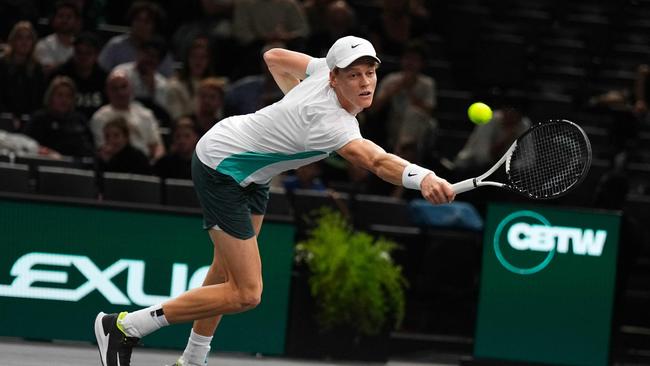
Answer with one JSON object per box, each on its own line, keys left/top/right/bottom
{"left": 337, "top": 139, "right": 455, "bottom": 204}
{"left": 263, "top": 48, "right": 312, "bottom": 94}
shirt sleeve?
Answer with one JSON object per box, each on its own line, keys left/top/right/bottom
{"left": 306, "top": 58, "right": 327, "bottom": 78}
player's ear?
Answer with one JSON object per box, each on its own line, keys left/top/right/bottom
{"left": 329, "top": 70, "right": 337, "bottom": 88}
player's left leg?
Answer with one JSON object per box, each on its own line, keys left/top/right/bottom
{"left": 172, "top": 215, "right": 264, "bottom": 366}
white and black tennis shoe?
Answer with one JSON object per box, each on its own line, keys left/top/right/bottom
{"left": 95, "top": 312, "right": 140, "bottom": 366}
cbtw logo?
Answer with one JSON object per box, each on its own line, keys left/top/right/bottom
{"left": 0, "top": 252, "right": 209, "bottom": 306}
{"left": 493, "top": 211, "right": 607, "bottom": 275}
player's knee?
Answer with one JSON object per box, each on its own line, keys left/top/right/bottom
{"left": 236, "top": 284, "right": 262, "bottom": 310}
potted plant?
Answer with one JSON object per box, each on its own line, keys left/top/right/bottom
{"left": 285, "top": 207, "right": 407, "bottom": 362}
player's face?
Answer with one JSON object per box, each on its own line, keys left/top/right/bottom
{"left": 330, "top": 62, "right": 377, "bottom": 115}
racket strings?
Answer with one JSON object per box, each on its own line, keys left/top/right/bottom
{"left": 507, "top": 122, "right": 590, "bottom": 198}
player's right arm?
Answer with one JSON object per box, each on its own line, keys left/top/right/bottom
{"left": 337, "top": 138, "right": 455, "bottom": 204}
{"left": 263, "top": 48, "right": 312, "bottom": 95}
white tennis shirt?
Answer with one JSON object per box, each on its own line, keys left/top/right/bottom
{"left": 195, "top": 58, "right": 362, "bottom": 186}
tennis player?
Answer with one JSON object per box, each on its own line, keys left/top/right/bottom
{"left": 94, "top": 35, "right": 455, "bottom": 366}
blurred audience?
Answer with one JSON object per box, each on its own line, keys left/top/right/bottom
{"left": 282, "top": 162, "right": 327, "bottom": 192}
{"left": 366, "top": 0, "right": 430, "bottom": 57}
{"left": 34, "top": 0, "right": 81, "bottom": 75}
{"left": 97, "top": 116, "right": 152, "bottom": 174}
{"left": 98, "top": 1, "right": 175, "bottom": 77}
{"left": 192, "top": 77, "right": 226, "bottom": 134}
{"left": 306, "top": 0, "right": 361, "bottom": 58}
{"left": 223, "top": 43, "right": 283, "bottom": 116}
{"left": 113, "top": 35, "right": 170, "bottom": 113}
{"left": 0, "top": 21, "right": 46, "bottom": 127}
{"left": 90, "top": 70, "right": 165, "bottom": 160}
{"left": 153, "top": 117, "right": 200, "bottom": 179}
{"left": 171, "top": 0, "right": 233, "bottom": 61}
{"left": 24, "top": 75, "right": 94, "bottom": 157}
{"left": 231, "top": 0, "right": 309, "bottom": 76}
{"left": 372, "top": 40, "right": 437, "bottom": 156}
{"left": 450, "top": 106, "right": 531, "bottom": 178}
{"left": 51, "top": 31, "right": 107, "bottom": 119}
{"left": 167, "top": 36, "right": 219, "bottom": 120}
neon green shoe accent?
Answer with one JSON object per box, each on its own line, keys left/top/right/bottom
{"left": 115, "top": 311, "right": 129, "bottom": 336}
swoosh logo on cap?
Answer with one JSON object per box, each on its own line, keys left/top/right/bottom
{"left": 351, "top": 44, "right": 361, "bottom": 48}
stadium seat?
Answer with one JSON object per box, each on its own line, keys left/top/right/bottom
{"left": 352, "top": 194, "right": 420, "bottom": 234}
{"left": 0, "top": 162, "right": 30, "bottom": 193}
{"left": 267, "top": 187, "right": 292, "bottom": 217}
{"left": 102, "top": 172, "right": 162, "bottom": 204}
{"left": 37, "top": 166, "right": 97, "bottom": 199}
{"left": 163, "top": 178, "right": 199, "bottom": 208}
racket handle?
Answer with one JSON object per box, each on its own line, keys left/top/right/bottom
{"left": 452, "top": 178, "right": 476, "bottom": 194}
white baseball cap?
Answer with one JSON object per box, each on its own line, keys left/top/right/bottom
{"left": 326, "top": 36, "right": 381, "bottom": 70}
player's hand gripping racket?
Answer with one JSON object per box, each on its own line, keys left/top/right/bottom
{"left": 452, "top": 119, "right": 592, "bottom": 199}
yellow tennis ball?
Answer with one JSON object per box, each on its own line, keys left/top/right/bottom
{"left": 468, "top": 102, "right": 493, "bottom": 124}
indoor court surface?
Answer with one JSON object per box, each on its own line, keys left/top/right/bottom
{"left": 0, "top": 338, "right": 452, "bottom": 366}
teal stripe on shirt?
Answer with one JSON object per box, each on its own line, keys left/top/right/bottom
{"left": 216, "top": 151, "right": 328, "bottom": 183}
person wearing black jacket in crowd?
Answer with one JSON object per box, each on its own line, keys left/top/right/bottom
{"left": 96, "top": 116, "right": 152, "bottom": 175}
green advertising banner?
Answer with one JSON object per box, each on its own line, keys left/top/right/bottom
{"left": 475, "top": 203, "right": 620, "bottom": 366}
{"left": 0, "top": 198, "right": 295, "bottom": 355}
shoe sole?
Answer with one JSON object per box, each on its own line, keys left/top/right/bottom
{"left": 94, "top": 312, "right": 108, "bottom": 366}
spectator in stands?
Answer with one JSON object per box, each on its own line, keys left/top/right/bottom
{"left": 113, "top": 35, "right": 170, "bottom": 115}
{"left": 171, "top": 0, "right": 233, "bottom": 62}
{"left": 90, "top": 70, "right": 165, "bottom": 160}
{"left": 371, "top": 40, "right": 437, "bottom": 156}
{"left": 167, "top": 36, "right": 218, "bottom": 120}
{"left": 51, "top": 31, "right": 107, "bottom": 119}
{"left": 193, "top": 77, "right": 226, "bottom": 134}
{"left": 0, "top": 21, "right": 46, "bottom": 127}
{"left": 97, "top": 116, "right": 152, "bottom": 174}
{"left": 282, "top": 162, "right": 327, "bottom": 192}
{"left": 223, "top": 43, "right": 284, "bottom": 116}
{"left": 24, "top": 75, "right": 94, "bottom": 157}
{"left": 306, "top": 0, "right": 361, "bottom": 58}
{"left": 34, "top": 0, "right": 81, "bottom": 75}
{"left": 450, "top": 105, "right": 531, "bottom": 178}
{"left": 98, "top": 1, "right": 175, "bottom": 77}
{"left": 231, "top": 0, "right": 310, "bottom": 76}
{"left": 366, "top": 0, "right": 430, "bottom": 57}
{"left": 153, "top": 117, "right": 200, "bottom": 179}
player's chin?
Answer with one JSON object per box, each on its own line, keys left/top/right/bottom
{"left": 357, "top": 94, "right": 374, "bottom": 108}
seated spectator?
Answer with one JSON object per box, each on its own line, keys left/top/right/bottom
{"left": 231, "top": 0, "right": 310, "bottom": 76}
{"left": 193, "top": 77, "right": 226, "bottom": 134}
{"left": 98, "top": 1, "right": 175, "bottom": 77}
{"left": 153, "top": 117, "right": 200, "bottom": 179}
{"left": 34, "top": 0, "right": 81, "bottom": 75}
{"left": 113, "top": 35, "right": 170, "bottom": 113}
{"left": 97, "top": 116, "right": 152, "bottom": 175}
{"left": 51, "top": 31, "right": 107, "bottom": 119}
{"left": 371, "top": 40, "right": 437, "bottom": 155}
{"left": 24, "top": 76, "right": 94, "bottom": 157}
{"left": 171, "top": 0, "right": 233, "bottom": 62}
{"left": 167, "top": 36, "right": 218, "bottom": 120}
{"left": 223, "top": 43, "right": 284, "bottom": 116}
{"left": 90, "top": 70, "right": 165, "bottom": 160}
{"left": 367, "top": 0, "right": 430, "bottom": 57}
{"left": 306, "top": 0, "right": 361, "bottom": 58}
{"left": 450, "top": 105, "right": 531, "bottom": 178}
{"left": 282, "top": 162, "right": 327, "bottom": 192}
{"left": 0, "top": 21, "right": 46, "bottom": 127}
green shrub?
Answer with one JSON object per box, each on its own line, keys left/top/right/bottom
{"left": 296, "top": 207, "right": 407, "bottom": 336}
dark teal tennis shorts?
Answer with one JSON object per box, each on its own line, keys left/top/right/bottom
{"left": 191, "top": 152, "right": 269, "bottom": 240}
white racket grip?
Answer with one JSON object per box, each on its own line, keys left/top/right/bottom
{"left": 452, "top": 178, "right": 476, "bottom": 194}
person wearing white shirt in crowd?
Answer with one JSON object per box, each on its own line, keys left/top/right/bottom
{"left": 34, "top": 0, "right": 81, "bottom": 74}
{"left": 89, "top": 70, "right": 165, "bottom": 160}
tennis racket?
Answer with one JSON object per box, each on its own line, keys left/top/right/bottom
{"left": 452, "top": 119, "right": 592, "bottom": 199}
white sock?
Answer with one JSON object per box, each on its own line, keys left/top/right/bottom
{"left": 118, "top": 304, "right": 169, "bottom": 338}
{"left": 180, "top": 329, "right": 213, "bottom": 366}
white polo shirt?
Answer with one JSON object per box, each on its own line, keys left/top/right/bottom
{"left": 195, "top": 58, "right": 362, "bottom": 186}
